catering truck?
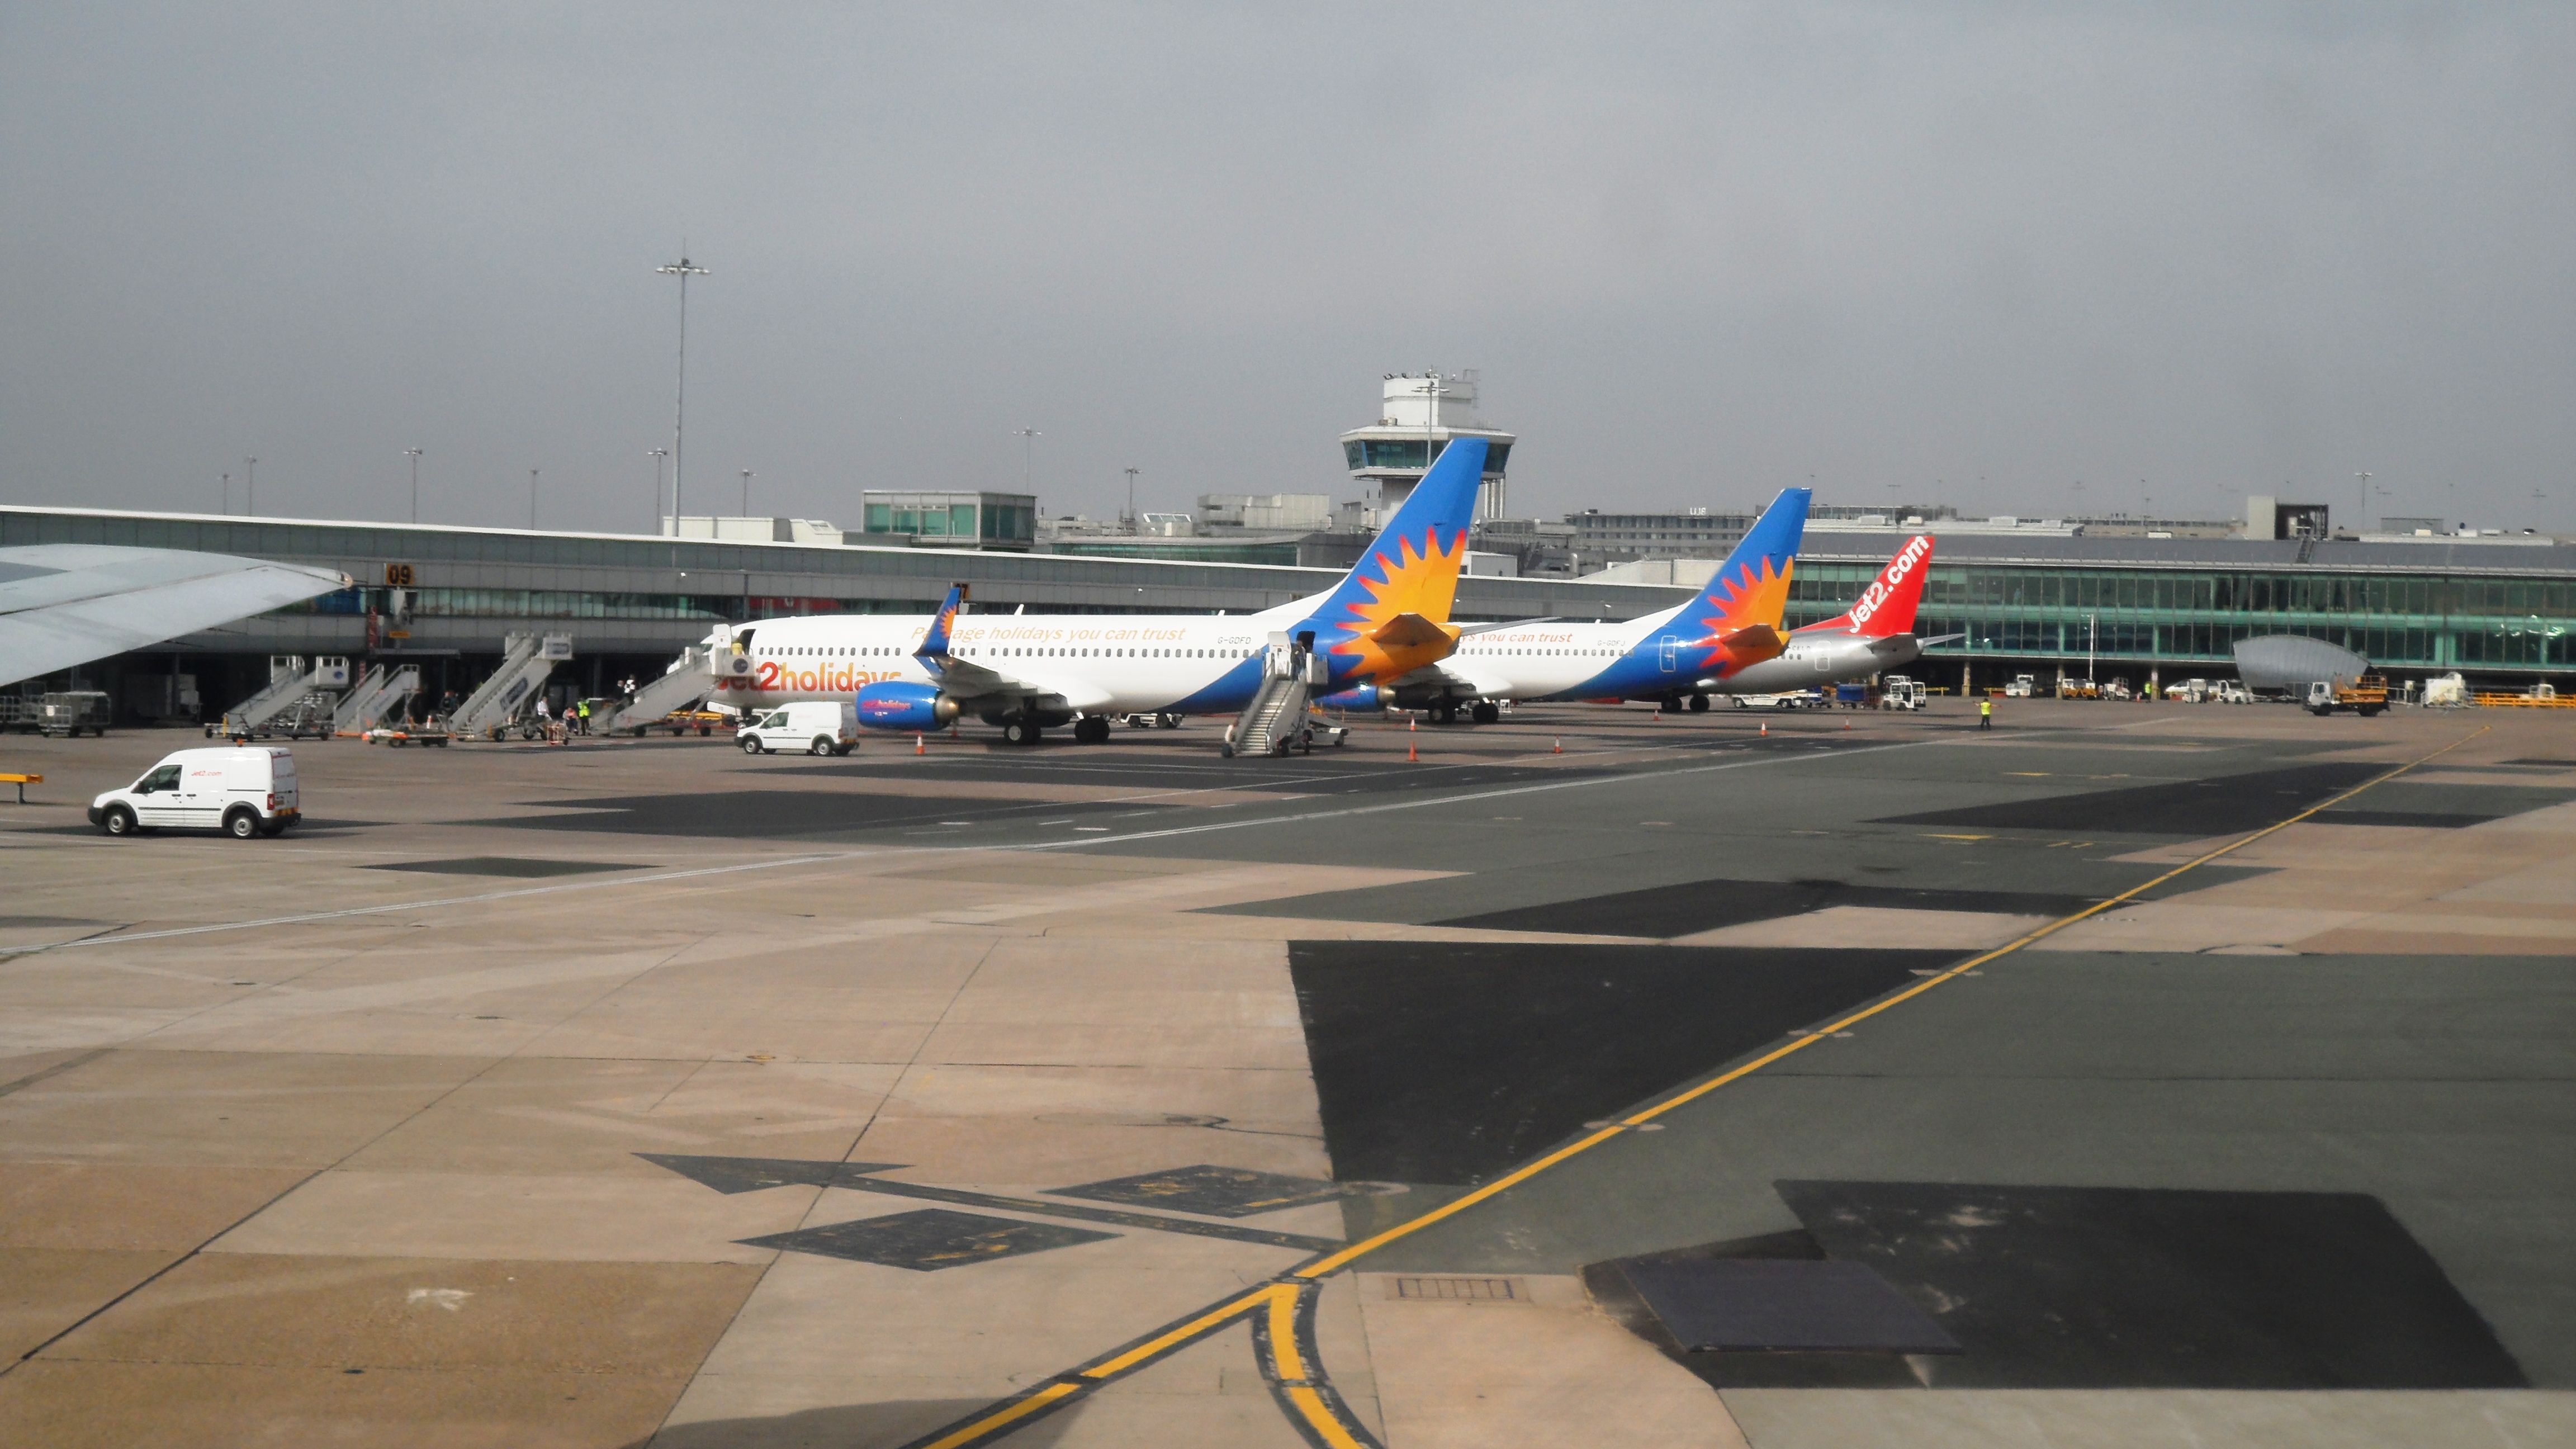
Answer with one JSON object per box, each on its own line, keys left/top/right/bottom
{"left": 89, "top": 746, "right": 300, "bottom": 838}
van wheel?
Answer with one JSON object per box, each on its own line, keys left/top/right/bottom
{"left": 809, "top": 735, "right": 835, "bottom": 756}
{"left": 100, "top": 805, "right": 137, "bottom": 837}
{"left": 740, "top": 735, "right": 765, "bottom": 755}
{"left": 224, "top": 808, "right": 261, "bottom": 840}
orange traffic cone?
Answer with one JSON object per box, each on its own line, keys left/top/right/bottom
{"left": 1407, "top": 734, "right": 1418, "bottom": 763}
{"left": 1652, "top": 708, "right": 1661, "bottom": 721}
{"left": 1553, "top": 737, "right": 1562, "bottom": 754}
{"left": 1843, "top": 719, "right": 1852, "bottom": 730}
{"left": 1759, "top": 719, "right": 1768, "bottom": 736}
{"left": 915, "top": 733, "right": 925, "bottom": 755}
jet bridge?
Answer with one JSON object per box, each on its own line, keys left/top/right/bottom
{"left": 216, "top": 655, "right": 351, "bottom": 739}
{"left": 602, "top": 644, "right": 716, "bottom": 735}
{"left": 450, "top": 633, "right": 572, "bottom": 740}
{"left": 332, "top": 664, "right": 420, "bottom": 735}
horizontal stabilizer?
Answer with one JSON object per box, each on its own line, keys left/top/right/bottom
{"left": 1718, "top": 623, "right": 1783, "bottom": 657}
{"left": 1368, "top": 612, "right": 1457, "bottom": 650}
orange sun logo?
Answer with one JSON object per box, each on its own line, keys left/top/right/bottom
{"left": 1694, "top": 553, "right": 1791, "bottom": 636}
{"left": 1323, "top": 525, "right": 1468, "bottom": 680}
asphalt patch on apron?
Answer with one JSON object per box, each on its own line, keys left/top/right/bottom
{"left": 1287, "top": 941, "right": 1955, "bottom": 1186}
{"left": 1874, "top": 761, "right": 2387, "bottom": 836}
{"left": 1754, "top": 1180, "right": 2528, "bottom": 1389}
{"left": 365, "top": 856, "right": 643, "bottom": 878}
{"left": 1435, "top": 878, "right": 2099, "bottom": 939}
{"left": 776, "top": 756, "right": 1606, "bottom": 797}
{"left": 480, "top": 790, "right": 1134, "bottom": 839}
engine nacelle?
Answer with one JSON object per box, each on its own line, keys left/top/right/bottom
{"left": 1313, "top": 684, "right": 1383, "bottom": 712}
{"left": 854, "top": 681, "right": 959, "bottom": 731}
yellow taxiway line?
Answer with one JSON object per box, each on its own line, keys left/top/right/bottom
{"left": 910, "top": 726, "right": 2488, "bottom": 1449}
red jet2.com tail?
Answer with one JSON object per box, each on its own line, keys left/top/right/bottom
{"left": 1822, "top": 533, "right": 1934, "bottom": 637}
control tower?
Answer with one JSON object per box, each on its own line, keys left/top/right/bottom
{"left": 1339, "top": 371, "right": 1516, "bottom": 524}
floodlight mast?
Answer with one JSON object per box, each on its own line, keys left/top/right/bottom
{"left": 656, "top": 252, "right": 711, "bottom": 530}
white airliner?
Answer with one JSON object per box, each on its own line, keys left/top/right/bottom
{"left": 1346, "top": 488, "right": 1809, "bottom": 721}
{"left": 1346, "top": 520, "right": 1950, "bottom": 718}
{"left": 701, "top": 437, "right": 1490, "bottom": 745}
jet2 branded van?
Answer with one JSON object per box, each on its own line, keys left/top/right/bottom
{"left": 89, "top": 747, "right": 300, "bottom": 838}
{"left": 737, "top": 700, "right": 859, "bottom": 756}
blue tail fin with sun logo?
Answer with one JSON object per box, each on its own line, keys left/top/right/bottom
{"left": 1295, "top": 437, "right": 1486, "bottom": 684}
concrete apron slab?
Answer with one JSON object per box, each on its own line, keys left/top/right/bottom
{"left": 1719, "top": 1388, "right": 2576, "bottom": 1449}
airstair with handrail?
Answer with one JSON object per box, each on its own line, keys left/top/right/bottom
{"left": 450, "top": 633, "right": 572, "bottom": 740}
{"left": 332, "top": 664, "right": 422, "bottom": 735}
{"left": 217, "top": 655, "right": 352, "bottom": 738}
{"left": 602, "top": 645, "right": 716, "bottom": 735}
{"left": 1223, "top": 636, "right": 1326, "bottom": 757}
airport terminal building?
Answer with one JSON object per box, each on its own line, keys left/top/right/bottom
{"left": 5, "top": 504, "right": 2570, "bottom": 718}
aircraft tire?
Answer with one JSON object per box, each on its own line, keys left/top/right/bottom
{"left": 1689, "top": 693, "right": 1710, "bottom": 712}
{"left": 1471, "top": 701, "right": 1500, "bottom": 725}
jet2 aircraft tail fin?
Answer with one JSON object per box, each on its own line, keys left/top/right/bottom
{"left": 1814, "top": 534, "right": 1933, "bottom": 637}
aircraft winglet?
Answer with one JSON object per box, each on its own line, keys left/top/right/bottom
{"left": 915, "top": 584, "right": 966, "bottom": 673}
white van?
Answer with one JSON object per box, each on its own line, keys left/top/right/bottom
{"left": 89, "top": 747, "right": 300, "bottom": 838}
{"left": 738, "top": 700, "right": 859, "bottom": 756}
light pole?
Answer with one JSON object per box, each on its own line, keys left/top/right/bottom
{"left": 220, "top": 472, "right": 230, "bottom": 515}
{"left": 648, "top": 449, "right": 669, "bottom": 534}
{"left": 2354, "top": 472, "right": 2371, "bottom": 534}
{"left": 528, "top": 469, "right": 539, "bottom": 531}
{"left": 405, "top": 448, "right": 423, "bottom": 524}
{"left": 740, "top": 468, "right": 753, "bottom": 518}
{"left": 244, "top": 457, "right": 257, "bottom": 516}
{"left": 1124, "top": 467, "right": 1139, "bottom": 531}
{"left": 655, "top": 251, "right": 710, "bottom": 531}
{"left": 1013, "top": 428, "right": 1041, "bottom": 500}
{"left": 2086, "top": 613, "right": 2097, "bottom": 683}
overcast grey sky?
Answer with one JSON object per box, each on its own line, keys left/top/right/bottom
{"left": 3, "top": 3, "right": 2569, "bottom": 534}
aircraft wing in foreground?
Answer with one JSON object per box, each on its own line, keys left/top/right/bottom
{"left": 0, "top": 544, "right": 351, "bottom": 688}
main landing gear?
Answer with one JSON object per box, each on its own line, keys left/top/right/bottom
{"left": 1002, "top": 718, "right": 1043, "bottom": 747}
{"left": 1073, "top": 717, "right": 1111, "bottom": 745}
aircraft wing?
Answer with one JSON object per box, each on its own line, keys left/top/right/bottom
{"left": 0, "top": 544, "right": 350, "bottom": 689}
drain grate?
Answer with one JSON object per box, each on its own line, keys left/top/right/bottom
{"left": 1393, "top": 1276, "right": 1522, "bottom": 1301}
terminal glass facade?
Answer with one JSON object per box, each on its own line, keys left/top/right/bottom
{"left": 1787, "top": 562, "right": 2575, "bottom": 671}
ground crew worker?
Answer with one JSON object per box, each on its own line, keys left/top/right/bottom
{"left": 576, "top": 698, "right": 591, "bottom": 735}
{"left": 1979, "top": 695, "right": 1993, "bottom": 731}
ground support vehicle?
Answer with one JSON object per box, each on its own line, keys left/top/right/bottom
{"left": 0, "top": 692, "right": 40, "bottom": 733}
{"left": 1878, "top": 675, "right": 1926, "bottom": 710}
{"left": 2057, "top": 679, "right": 2101, "bottom": 700}
{"left": 738, "top": 701, "right": 859, "bottom": 756}
{"left": 89, "top": 746, "right": 300, "bottom": 838}
{"left": 1117, "top": 713, "right": 1185, "bottom": 730}
{"left": 2167, "top": 678, "right": 2212, "bottom": 703}
{"left": 2003, "top": 674, "right": 2037, "bottom": 698}
{"left": 658, "top": 707, "right": 729, "bottom": 736}
{"left": 39, "top": 691, "right": 112, "bottom": 738}
{"left": 2214, "top": 681, "right": 2253, "bottom": 704}
{"left": 2474, "top": 683, "right": 2572, "bottom": 709}
{"left": 362, "top": 725, "right": 453, "bottom": 747}
{"left": 2304, "top": 675, "right": 2390, "bottom": 716}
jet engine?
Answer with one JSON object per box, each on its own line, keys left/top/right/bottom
{"left": 1313, "top": 684, "right": 1384, "bottom": 712}
{"left": 854, "top": 681, "right": 960, "bottom": 731}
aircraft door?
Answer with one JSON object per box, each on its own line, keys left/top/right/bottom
{"left": 1658, "top": 634, "right": 1679, "bottom": 673}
